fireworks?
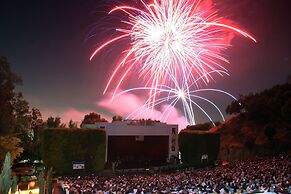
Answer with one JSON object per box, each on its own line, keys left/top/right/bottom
{"left": 90, "top": 0, "right": 256, "bottom": 125}
{"left": 114, "top": 72, "right": 238, "bottom": 125}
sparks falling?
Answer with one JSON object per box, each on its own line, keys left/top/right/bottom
{"left": 90, "top": 0, "right": 256, "bottom": 125}
{"left": 114, "top": 72, "right": 238, "bottom": 125}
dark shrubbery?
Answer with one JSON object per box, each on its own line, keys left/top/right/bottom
{"left": 41, "top": 128, "right": 105, "bottom": 175}
{"left": 178, "top": 131, "right": 220, "bottom": 166}
{"left": 226, "top": 83, "right": 291, "bottom": 124}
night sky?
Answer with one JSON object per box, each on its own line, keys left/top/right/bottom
{"left": 0, "top": 0, "right": 290, "bottom": 127}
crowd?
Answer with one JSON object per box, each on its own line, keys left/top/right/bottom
{"left": 60, "top": 156, "right": 290, "bottom": 193}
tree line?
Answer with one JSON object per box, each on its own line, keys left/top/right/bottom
{"left": 0, "top": 57, "right": 121, "bottom": 164}
{"left": 226, "top": 81, "right": 290, "bottom": 141}
{"left": 1, "top": 55, "right": 290, "bottom": 164}
{"left": 226, "top": 82, "right": 290, "bottom": 124}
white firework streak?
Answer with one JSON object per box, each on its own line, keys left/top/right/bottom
{"left": 90, "top": 0, "right": 256, "bottom": 102}
{"left": 113, "top": 71, "right": 237, "bottom": 125}
{"left": 90, "top": 0, "right": 256, "bottom": 125}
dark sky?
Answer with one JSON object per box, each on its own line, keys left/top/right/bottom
{"left": 0, "top": 0, "right": 290, "bottom": 125}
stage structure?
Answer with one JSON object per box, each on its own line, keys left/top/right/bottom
{"left": 82, "top": 120, "right": 178, "bottom": 168}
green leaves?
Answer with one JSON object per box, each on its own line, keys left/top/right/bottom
{"left": 226, "top": 83, "right": 291, "bottom": 124}
{"left": 81, "top": 112, "right": 108, "bottom": 127}
{"left": 0, "top": 57, "right": 22, "bottom": 134}
{"left": 41, "top": 128, "right": 106, "bottom": 174}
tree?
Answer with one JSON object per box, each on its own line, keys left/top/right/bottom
{"left": 68, "top": 120, "right": 78, "bottom": 128}
{"left": 226, "top": 99, "right": 244, "bottom": 115}
{"left": 0, "top": 56, "right": 22, "bottom": 134}
{"left": 12, "top": 92, "right": 31, "bottom": 133}
{"left": 46, "top": 116, "right": 61, "bottom": 128}
{"left": 112, "top": 115, "right": 123, "bottom": 122}
{"left": 19, "top": 108, "right": 44, "bottom": 160}
{"left": 30, "top": 108, "right": 45, "bottom": 159}
{"left": 81, "top": 112, "right": 107, "bottom": 126}
{"left": 0, "top": 136, "right": 23, "bottom": 164}
{"left": 31, "top": 108, "right": 44, "bottom": 132}
{"left": 59, "top": 123, "right": 67, "bottom": 128}
{"left": 0, "top": 57, "right": 45, "bottom": 161}
{"left": 226, "top": 83, "right": 291, "bottom": 123}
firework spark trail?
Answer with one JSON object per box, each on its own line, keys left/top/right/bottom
{"left": 91, "top": 0, "right": 255, "bottom": 124}
{"left": 111, "top": 70, "right": 236, "bottom": 125}
{"left": 90, "top": 0, "right": 255, "bottom": 94}
{"left": 114, "top": 83, "right": 238, "bottom": 125}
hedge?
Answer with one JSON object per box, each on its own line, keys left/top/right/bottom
{"left": 178, "top": 130, "right": 220, "bottom": 166}
{"left": 41, "top": 128, "right": 105, "bottom": 175}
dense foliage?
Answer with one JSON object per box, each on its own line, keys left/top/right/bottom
{"left": 81, "top": 112, "right": 108, "bottom": 126}
{"left": 0, "top": 136, "right": 23, "bottom": 164}
{"left": 0, "top": 57, "right": 22, "bottom": 134}
{"left": 112, "top": 115, "right": 123, "bottom": 122}
{"left": 226, "top": 83, "right": 291, "bottom": 124}
{"left": 178, "top": 131, "right": 220, "bottom": 166}
{"left": 0, "top": 57, "right": 45, "bottom": 163}
{"left": 41, "top": 128, "right": 106, "bottom": 175}
{"left": 220, "top": 83, "right": 291, "bottom": 160}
